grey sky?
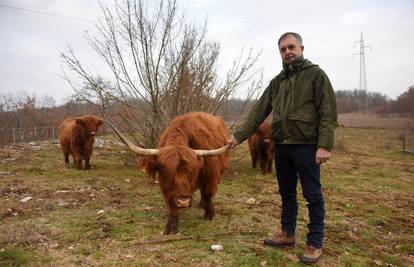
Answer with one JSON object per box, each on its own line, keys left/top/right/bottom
{"left": 1, "top": 0, "right": 413, "bottom": 104}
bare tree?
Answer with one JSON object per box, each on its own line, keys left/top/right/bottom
{"left": 61, "top": 0, "right": 262, "bottom": 146}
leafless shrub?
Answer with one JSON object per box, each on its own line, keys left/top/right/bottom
{"left": 61, "top": 0, "right": 262, "bottom": 146}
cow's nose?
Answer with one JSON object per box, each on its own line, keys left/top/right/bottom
{"left": 176, "top": 197, "right": 191, "bottom": 208}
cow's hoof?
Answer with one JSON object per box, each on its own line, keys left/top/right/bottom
{"left": 204, "top": 210, "right": 215, "bottom": 220}
{"left": 164, "top": 226, "right": 178, "bottom": 235}
{"left": 164, "top": 218, "right": 178, "bottom": 235}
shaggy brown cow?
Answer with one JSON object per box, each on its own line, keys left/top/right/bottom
{"left": 107, "top": 112, "right": 229, "bottom": 234}
{"left": 59, "top": 115, "right": 103, "bottom": 170}
{"left": 248, "top": 121, "right": 274, "bottom": 174}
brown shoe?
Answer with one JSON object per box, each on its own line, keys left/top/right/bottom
{"left": 299, "top": 245, "right": 322, "bottom": 265}
{"left": 263, "top": 230, "right": 295, "bottom": 247}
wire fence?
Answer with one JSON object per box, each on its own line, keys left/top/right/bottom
{"left": 0, "top": 127, "right": 58, "bottom": 145}
{"left": 1, "top": 125, "right": 413, "bottom": 154}
{"left": 401, "top": 129, "right": 414, "bottom": 154}
{"left": 0, "top": 126, "right": 111, "bottom": 145}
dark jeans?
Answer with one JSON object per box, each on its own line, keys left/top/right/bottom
{"left": 274, "top": 144, "right": 324, "bottom": 248}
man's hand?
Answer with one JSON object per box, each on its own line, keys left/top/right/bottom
{"left": 316, "top": 147, "right": 331, "bottom": 165}
{"left": 227, "top": 135, "right": 240, "bottom": 149}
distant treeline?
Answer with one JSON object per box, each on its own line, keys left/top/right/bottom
{"left": 0, "top": 92, "right": 252, "bottom": 131}
{"left": 336, "top": 86, "right": 414, "bottom": 115}
{"left": 0, "top": 86, "right": 412, "bottom": 130}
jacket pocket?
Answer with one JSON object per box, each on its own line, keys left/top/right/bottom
{"left": 287, "top": 119, "right": 318, "bottom": 141}
{"left": 270, "top": 118, "right": 284, "bottom": 142}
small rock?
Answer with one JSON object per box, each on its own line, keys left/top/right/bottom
{"left": 30, "top": 146, "right": 42, "bottom": 151}
{"left": 374, "top": 259, "right": 382, "bottom": 266}
{"left": 210, "top": 244, "right": 223, "bottom": 251}
{"left": 58, "top": 200, "right": 69, "bottom": 206}
{"left": 260, "top": 261, "right": 267, "bottom": 266}
{"left": 94, "top": 138, "right": 105, "bottom": 148}
{"left": 125, "top": 179, "right": 131, "bottom": 183}
{"left": 68, "top": 244, "right": 75, "bottom": 250}
{"left": 97, "top": 210, "right": 105, "bottom": 214}
{"left": 246, "top": 197, "right": 256, "bottom": 204}
{"left": 111, "top": 140, "right": 125, "bottom": 147}
{"left": 20, "top": 196, "right": 33, "bottom": 202}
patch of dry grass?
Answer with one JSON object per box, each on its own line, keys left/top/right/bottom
{"left": 338, "top": 112, "right": 414, "bottom": 129}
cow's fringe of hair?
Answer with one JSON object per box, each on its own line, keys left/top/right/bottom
{"left": 141, "top": 112, "right": 229, "bottom": 183}
{"left": 157, "top": 145, "right": 202, "bottom": 179}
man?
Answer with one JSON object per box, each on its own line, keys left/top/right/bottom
{"left": 228, "top": 32, "right": 337, "bottom": 265}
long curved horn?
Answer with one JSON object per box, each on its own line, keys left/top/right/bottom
{"left": 105, "top": 120, "right": 158, "bottom": 156}
{"left": 194, "top": 144, "right": 230, "bottom": 157}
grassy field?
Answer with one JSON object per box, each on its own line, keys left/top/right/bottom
{"left": 0, "top": 127, "right": 413, "bottom": 266}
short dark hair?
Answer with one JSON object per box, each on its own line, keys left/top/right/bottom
{"left": 278, "top": 32, "right": 303, "bottom": 46}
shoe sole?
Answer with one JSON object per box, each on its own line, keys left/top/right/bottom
{"left": 299, "top": 255, "right": 320, "bottom": 265}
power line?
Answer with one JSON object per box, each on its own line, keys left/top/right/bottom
{"left": 190, "top": 0, "right": 280, "bottom": 32}
{"left": 188, "top": 0, "right": 350, "bottom": 49}
{"left": 0, "top": 3, "right": 95, "bottom": 24}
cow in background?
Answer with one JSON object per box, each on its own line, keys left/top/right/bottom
{"left": 108, "top": 112, "right": 229, "bottom": 234}
{"left": 248, "top": 121, "right": 274, "bottom": 174}
{"left": 59, "top": 115, "right": 103, "bottom": 170}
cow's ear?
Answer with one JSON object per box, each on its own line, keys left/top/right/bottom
{"left": 139, "top": 156, "right": 158, "bottom": 179}
{"left": 75, "top": 118, "right": 83, "bottom": 126}
{"left": 97, "top": 119, "right": 104, "bottom": 126}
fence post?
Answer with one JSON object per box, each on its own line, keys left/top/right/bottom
{"left": 52, "top": 127, "right": 55, "bottom": 140}
{"left": 402, "top": 133, "right": 406, "bottom": 151}
{"left": 12, "top": 128, "right": 16, "bottom": 144}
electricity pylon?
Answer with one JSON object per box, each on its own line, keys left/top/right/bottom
{"left": 353, "top": 32, "right": 372, "bottom": 111}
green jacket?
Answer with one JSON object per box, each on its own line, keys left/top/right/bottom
{"left": 234, "top": 56, "right": 338, "bottom": 150}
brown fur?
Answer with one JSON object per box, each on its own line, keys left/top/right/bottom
{"left": 59, "top": 115, "right": 103, "bottom": 170}
{"left": 248, "top": 121, "right": 274, "bottom": 174}
{"left": 141, "top": 112, "right": 229, "bottom": 234}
